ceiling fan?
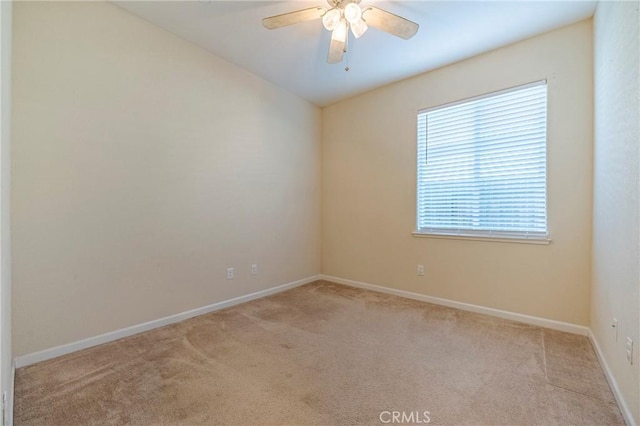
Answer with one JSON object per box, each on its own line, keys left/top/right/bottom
{"left": 262, "top": 0, "right": 419, "bottom": 64}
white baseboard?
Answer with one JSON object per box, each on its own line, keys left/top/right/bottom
{"left": 14, "top": 275, "right": 320, "bottom": 369}
{"left": 7, "top": 361, "right": 13, "bottom": 426}
{"left": 320, "top": 275, "right": 589, "bottom": 336}
{"left": 588, "top": 330, "right": 636, "bottom": 426}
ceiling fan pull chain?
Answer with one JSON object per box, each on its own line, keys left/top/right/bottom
{"left": 345, "top": 47, "right": 350, "bottom": 71}
{"left": 344, "top": 30, "right": 350, "bottom": 71}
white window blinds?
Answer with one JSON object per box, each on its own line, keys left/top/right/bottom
{"left": 416, "top": 81, "right": 548, "bottom": 240}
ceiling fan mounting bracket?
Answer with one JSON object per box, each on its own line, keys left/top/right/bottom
{"left": 327, "top": 0, "right": 362, "bottom": 7}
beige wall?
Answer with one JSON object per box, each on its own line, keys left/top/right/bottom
{"left": 591, "top": 2, "right": 640, "bottom": 423}
{"left": 12, "top": 1, "right": 321, "bottom": 357}
{"left": 1, "top": 0, "right": 12, "bottom": 423}
{"left": 322, "top": 20, "right": 593, "bottom": 326}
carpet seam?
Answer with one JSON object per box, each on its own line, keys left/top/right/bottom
{"left": 541, "top": 328, "right": 549, "bottom": 383}
{"left": 541, "top": 329, "right": 620, "bottom": 409}
{"left": 545, "top": 380, "right": 619, "bottom": 405}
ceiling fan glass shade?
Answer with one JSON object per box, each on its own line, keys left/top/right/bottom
{"left": 350, "top": 18, "right": 368, "bottom": 38}
{"left": 344, "top": 3, "right": 362, "bottom": 24}
{"left": 331, "top": 20, "right": 348, "bottom": 42}
{"left": 322, "top": 8, "right": 341, "bottom": 31}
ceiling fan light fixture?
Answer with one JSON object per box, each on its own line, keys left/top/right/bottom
{"left": 350, "top": 18, "right": 368, "bottom": 38}
{"left": 331, "top": 20, "right": 348, "bottom": 43}
{"left": 344, "top": 2, "right": 362, "bottom": 24}
{"left": 322, "top": 8, "right": 341, "bottom": 31}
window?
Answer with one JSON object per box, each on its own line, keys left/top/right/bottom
{"left": 415, "top": 81, "right": 549, "bottom": 243}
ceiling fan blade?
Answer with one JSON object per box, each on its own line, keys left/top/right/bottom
{"left": 262, "top": 7, "right": 326, "bottom": 30}
{"left": 362, "top": 6, "right": 419, "bottom": 40}
{"left": 327, "top": 37, "right": 346, "bottom": 64}
{"left": 327, "top": 23, "right": 347, "bottom": 64}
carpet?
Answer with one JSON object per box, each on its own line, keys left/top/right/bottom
{"left": 14, "top": 280, "right": 624, "bottom": 425}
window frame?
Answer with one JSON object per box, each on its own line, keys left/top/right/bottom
{"left": 413, "top": 80, "right": 551, "bottom": 245}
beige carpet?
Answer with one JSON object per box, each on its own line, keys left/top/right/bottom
{"left": 15, "top": 281, "right": 623, "bottom": 425}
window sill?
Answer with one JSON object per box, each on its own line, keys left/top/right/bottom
{"left": 412, "top": 231, "right": 551, "bottom": 245}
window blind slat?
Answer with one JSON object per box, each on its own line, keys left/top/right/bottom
{"left": 427, "top": 136, "right": 547, "bottom": 159}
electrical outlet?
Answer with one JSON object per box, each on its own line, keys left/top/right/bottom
{"left": 612, "top": 318, "right": 618, "bottom": 342}
{"left": 251, "top": 264, "right": 258, "bottom": 275}
{"left": 417, "top": 264, "right": 424, "bottom": 276}
{"left": 226, "top": 267, "right": 234, "bottom": 280}
{"left": 626, "top": 337, "right": 634, "bottom": 365}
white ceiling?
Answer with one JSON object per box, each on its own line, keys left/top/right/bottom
{"left": 114, "top": 0, "right": 596, "bottom": 106}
